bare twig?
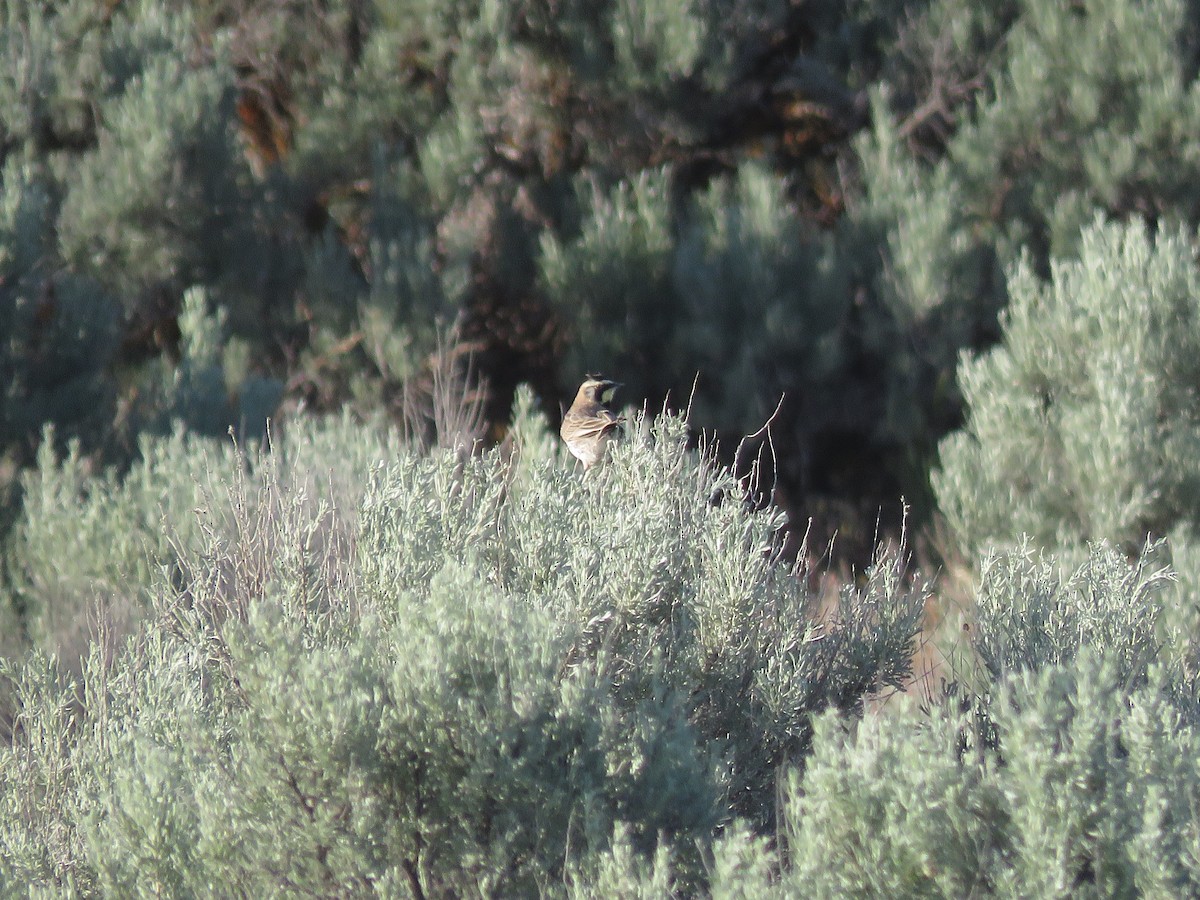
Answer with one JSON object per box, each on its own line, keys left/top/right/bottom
{"left": 684, "top": 372, "right": 701, "bottom": 427}
{"left": 733, "top": 394, "right": 786, "bottom": 504}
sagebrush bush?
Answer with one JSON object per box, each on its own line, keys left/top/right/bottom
{"left": 1, "top": 411, "right": 402, "bottom": 668}
{"left": 0, "top": 396, "right": 925, "bottom": 895}
{"left": 782, "top": 650, "right": 1200, "bottom": 898}
{"left": 969, "top": 539, "right": 1178, "bottom": 686}
{"left": 362, "top": 396, "right": 927, "bottom": 824}
{"left": 77, "top": 568, "right": 716, "bottom": 897}
{"left": 935, "top": 216, "right": 1200, "bottom": 556}
{"left": 2, "top": 426, "right": 221, "bottom": 665}
{"left": 786, "top": 698, "right": 1003, "bottom": 897}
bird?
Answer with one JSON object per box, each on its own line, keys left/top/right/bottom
{"left": 561, "top": 375, "right": 623, "bottom": 469}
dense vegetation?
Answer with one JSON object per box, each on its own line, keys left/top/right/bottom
{"left": 6, "top": 0, "right": 1200, "bottom": 895}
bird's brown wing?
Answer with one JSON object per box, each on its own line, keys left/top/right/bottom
{"left": 567, "top": 408, "right": 622, "bottom": 439}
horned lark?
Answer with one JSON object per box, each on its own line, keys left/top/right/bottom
{"left": 561, "top": 375, "right": 623, "bottom": 469}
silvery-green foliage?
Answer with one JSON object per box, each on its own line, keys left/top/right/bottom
{"left": 0, "top": 0, "right": 111, "bottom": 156}
{"left": 859, "top": 0, "right": 1200, "bottom": 276}
{"left": 567, "top": 823, "right": 675, "bottom": 899}
{"left": 787, "top": 700, "right": 1003, "bottom": 898}
{"left": 0, "top": 416, "right": 727, "bottom": 894}
{"left": 506, "top": 383, "right": 563, "bottom": 469}
{"left": 0, "top": 650, "right": 99, "bottom": 893}
{"left": 608, "top": 0, "right": 706, "bottom": 92}
{"left": 854, "top": 90, "right": 994, "bottom": 333}
{"left": 0, "top": 400, "right": 927, "bottom": 895}
{"left": 935, "top": 217, "right": 1200, "bottom": 555}
{"left": 851, "top": 0, "right": 1013, "bottom": 131}
{"left": 850, "top": 92, "right": 1006, "bottom": 446}
{"left": 970, "top": 540, "right": 1176, "bottom": 685}
{"left": 707, "top": 819, "right": 779, "bottom": 900}
{"left": 360, "top": 402, "right": 926, "bottom": 824}
{"left": 3, "top": 426, "right": 222, "bottom": 664}
{"left": 845, "top": 0, "right": 1200, "bottom": 488}
{"left": 286, "top": 3, "right": 444, "bottom": 185}
{"left": 0, "top": 1, "right": 289, "bottom": 470}
{"left": 1157, "top": 530, "right": 1200, "bottom": 685}
{"left": 990, "top": 654, "right": 1200, "bottom": 896}
{"left": 83, "top": 565, "right": 711, "bottom": 897}
{"left": 301, "top": 160, "right": 487, "bottom": 424}
{"left": 74, "top": 626, "right": 220, "bottom": 899}
{"left": 2, "top": 413, "right": 401, "bottom": 667}
{"left": 358, "top": 164, "right": 470, "bottom": 386}
{"left": 1121, "top": 674, "right": 1200, "bottom": 895}
{"left": 782, "top": 652, "right": 1200, "bottom": 897}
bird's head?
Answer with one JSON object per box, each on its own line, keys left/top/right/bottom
{"left": 578, "top": 374, "right": 621, "bottom": 406}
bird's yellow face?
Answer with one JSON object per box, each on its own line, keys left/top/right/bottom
{"left": 600, "top": 385, "right": 617, "bottom": 404}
